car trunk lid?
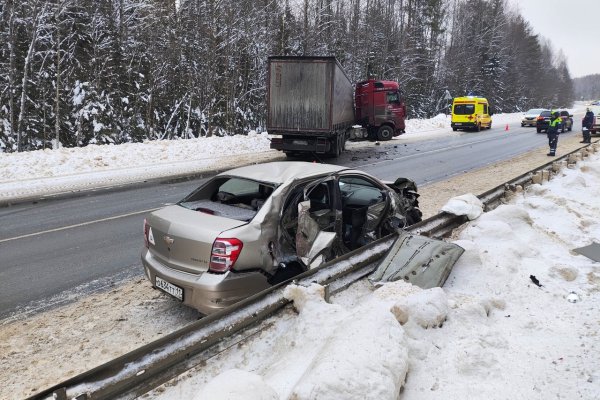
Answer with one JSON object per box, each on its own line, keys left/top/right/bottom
{"left": 146, "top": 205, "right": 247, "bottom": 274}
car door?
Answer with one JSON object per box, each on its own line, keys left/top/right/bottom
{"left": 278, "top": 175, "right": 343, "bottom": 269}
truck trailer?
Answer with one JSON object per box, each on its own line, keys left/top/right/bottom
{"left": 267, "top": 56, "right": 406, "bottom": 157}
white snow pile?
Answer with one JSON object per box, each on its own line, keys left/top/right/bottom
{"left": 157, "top": 150, "right": 600, "bottom": 400}
{"left": 440, "top": 192, "right": 484, "bottom": 220}
{"left": 0, "top": 131, "right": 272, "bottom": 182}
{"left": 198, "top": 282, "right": 411, "bottom": 400}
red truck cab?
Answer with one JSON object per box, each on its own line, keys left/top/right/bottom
{"left": 355, "top": 80, "right": 407, "bottom": 140}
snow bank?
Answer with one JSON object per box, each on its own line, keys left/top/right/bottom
{"left": 194, "top": 369, "right": 278, "bottom": 400}
{"left": 440, "top": 193, "right": 484, "bottom": 220}
{"left": 399, "top": 151, "right": 600, "bottom": 399}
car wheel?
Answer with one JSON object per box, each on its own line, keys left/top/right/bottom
{"left": 452, "top": 127, "right": 457, "bottom": 132}
{"left": 268, "top": 262, "right": 305, "bottom": 285}
{"left": 521, "top": 123, "right": 525, "bottom": 127}
{"left": 376, "top": 125, "right": 394, "bottom": 141}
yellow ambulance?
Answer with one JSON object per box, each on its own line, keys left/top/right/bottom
{"left": 450, "top": 96, "right": 492, "bottom": 132}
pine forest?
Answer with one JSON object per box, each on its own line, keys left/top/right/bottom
{"left": 0, "top": 0, "right": 576, "bottom": 152}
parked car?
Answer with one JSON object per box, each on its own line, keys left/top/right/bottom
{"left": 559, "top": 110, "right": 573, "bottom": 131}
{"left": 521, "top": 108, "right": 547, "bottom": 127}
{"left": 141, "top": 161, "right": 422, "bottom": 314}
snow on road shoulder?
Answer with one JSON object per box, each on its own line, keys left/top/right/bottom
{"left": 150, "top": 150, "right": 600, "bottom": 400}
{"left": 0, "top": 112, "right": 530, "bottom": 202}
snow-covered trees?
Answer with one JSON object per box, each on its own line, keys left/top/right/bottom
{"left": 0, "top": 0, "right": 576, "bottom": 152}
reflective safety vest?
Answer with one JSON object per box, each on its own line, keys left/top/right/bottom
{"left": 548, "top": 116, "right": 561, "bottom": 134}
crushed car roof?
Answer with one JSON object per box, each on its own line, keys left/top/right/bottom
{"left": 218, "top": 162, "right": 349, "bottom": 185}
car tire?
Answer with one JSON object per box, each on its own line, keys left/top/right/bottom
{"left": 268, "top": 262, "right": 305, "bottom": 285}
{"left": 452, "top": 127, "right": 457, "bottom": 132}
{"left": 376, "top": 125, "right": 394, "bottom": 141}
{"left": 521, "top": 123, "right": 525, "bottom": 127}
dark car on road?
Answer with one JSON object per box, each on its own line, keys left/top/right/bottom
{"left": 559, "top": 110, "right": 573, "bottom": 132}
{"left": 536, "top": 110, "right": 567, "bottom": 133}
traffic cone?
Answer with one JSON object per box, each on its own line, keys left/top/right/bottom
{"left": 505, "top": 124, "right": 509, "bottom": 131}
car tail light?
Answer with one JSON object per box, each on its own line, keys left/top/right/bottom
{"left": 143, "top": 218, "right": 150, "bottom": 248}
{"left": 209, "top": 238, "right": 243, "bottom": 273}
{"left": 537, "top": 116, "right": 543, "bottom": 121}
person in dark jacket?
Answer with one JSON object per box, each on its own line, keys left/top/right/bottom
{"left": 546, "top": 111, "right": 562, "bottom": 156}
{"left": 581, "top": 108, "right": 594, "bottom": 143}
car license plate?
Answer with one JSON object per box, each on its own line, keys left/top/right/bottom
{"left": 155, "top": 276, "right": 183, "bottom": 301}
{"left": 455, "top": 123, "right": 462, "bottom": 126}
{"left": 293, "top": 140, "right": 308, "bottom": 146}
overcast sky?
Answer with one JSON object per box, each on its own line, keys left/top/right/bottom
{"left": 507, "top": 0, "right": 599, "bottom": 78}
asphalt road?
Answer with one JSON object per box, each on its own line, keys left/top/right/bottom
{"left": 0, "top": 122, "right": 579, "bottom": 319}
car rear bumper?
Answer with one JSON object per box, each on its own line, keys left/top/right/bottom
{"left": 141, "top": 248, "right": 270, "bottom": 315}
{"left": 521, "top": 119, "right": 537, "bottom": 126}
{"left": 451, "top": 122, "right": 476, "bottom": 128}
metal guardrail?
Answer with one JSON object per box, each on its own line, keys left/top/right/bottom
{"left": 29, "top": 144, "right": 596, "bottom": 400}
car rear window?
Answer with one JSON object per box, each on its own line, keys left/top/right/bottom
{"left": 179, "top": 177, "right": 276, "bottom": 220}
{"left": 540, "top": 111, "right": 551, "bottom": 117}
{"left": 454, "top": 104, "right": 475, "bottom": 115}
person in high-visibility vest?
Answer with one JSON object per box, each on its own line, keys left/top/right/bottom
{"left": 546, "top": 111, "right": 562, "bottom": 156}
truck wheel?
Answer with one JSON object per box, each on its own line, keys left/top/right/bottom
{"left": 328, "top": 137, "right": 341, "bottom": 157}
{"left": 377, "top": 126, "right": 393, "bottom": 141}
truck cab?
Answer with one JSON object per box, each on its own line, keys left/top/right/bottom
{"left": 355, "top": 80, "right": 407, "bottom": 141}
{"left": 451, "top": 96, "right": 492, "bottom": 132}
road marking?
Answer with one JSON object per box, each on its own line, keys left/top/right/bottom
{"left": 0, "top": 208, "right": 160, "bottom": 243}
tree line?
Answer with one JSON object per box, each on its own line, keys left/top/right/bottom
{"left": 573, "top": 74, "right": 600, "bottom": 102}
{"left": 0, "top": 0, "right": 574, "bottom": 152}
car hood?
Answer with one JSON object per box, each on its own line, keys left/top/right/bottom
{"left": 146, "top": 205, "right": 247, "bottom": 274}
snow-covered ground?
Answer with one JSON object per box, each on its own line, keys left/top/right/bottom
{"left": 146, "top": 148, "right": 600, "bottom": 400}
{"left": 2, "top": 107, "right": 599, "bottom": 399}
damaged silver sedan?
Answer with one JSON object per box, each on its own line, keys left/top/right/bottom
{"left": 141, "top": 161, "right": 421, "bottom": 314}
